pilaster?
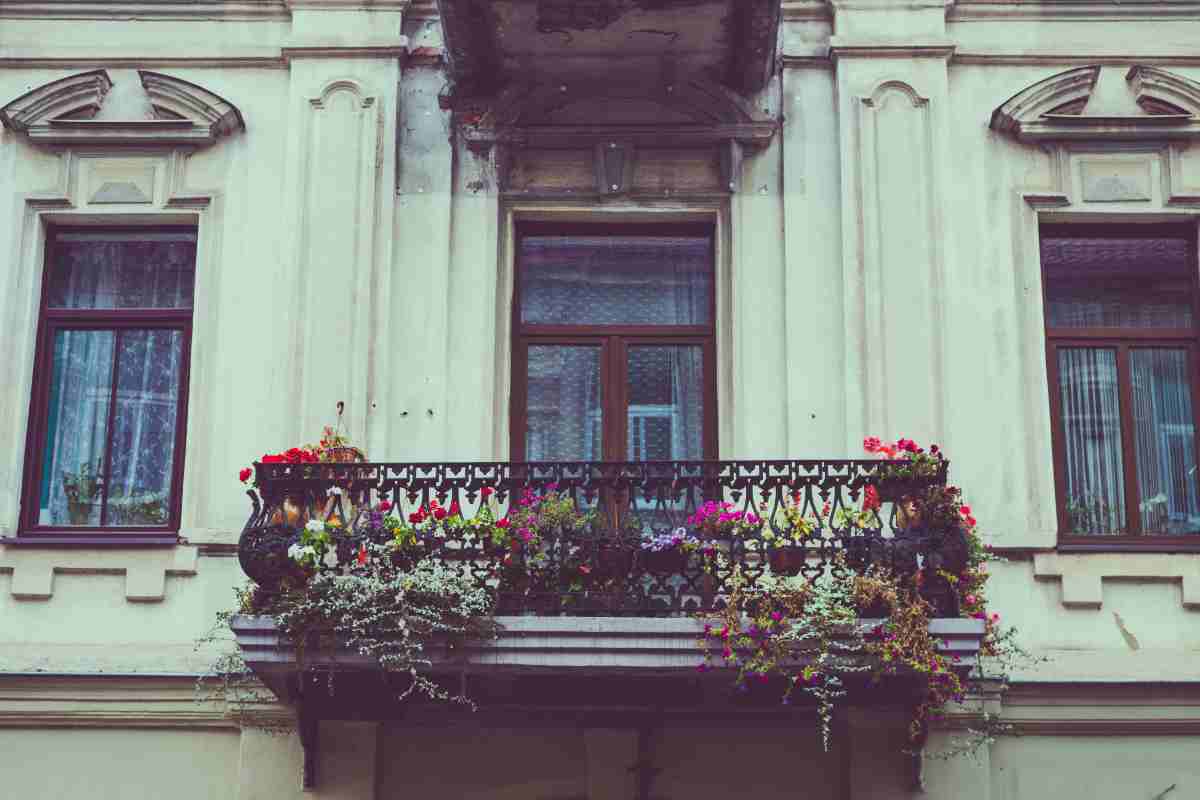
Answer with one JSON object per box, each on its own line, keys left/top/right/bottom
{"left": 277, "top": 3, "right": 402, "bottom": 449}
{"left": 830, "top": 0, "right": 955, "bottom": 450}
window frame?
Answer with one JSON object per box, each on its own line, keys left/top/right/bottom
{"left": 18, "top": 225, "right": 196, "bottom": 540}
{"left": 1042, "top": 222, "right": 1200, "bottom": 550}
{"left": 510, "top": 221, "right": 718, "bottom": 462}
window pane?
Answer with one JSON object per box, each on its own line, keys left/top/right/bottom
{"left": 626, "top": 346, "right": 704, "bottom": 460}
{"left": 107, "top": 330, "right": 184, "bottom": 526}
{"left": 1058, "top": 348, "right": 1127, "bottom": 534}
{"left": 47, "top": 232, "right": 197, "bottom": 309}
{"left": 1042, "top": 233, "right": 1193, "bottom": 328}
{"left": 38, "top": 330, "right": 115, "bottom": 526}
{"left": 520, "top": 233, "right": 713, "bottom": 326}
{"left": 525, "top": 345, "right": 602, "bottom": 461}
{"left": 1130, "top": 349, "right": 1200, "bottom": 534}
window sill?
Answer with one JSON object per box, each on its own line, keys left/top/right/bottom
{"left": 2, "top": 534, "right": 181, "bottom": 547}
{"left": 1057, "top": 537, "right": 1200, "bottom": 554}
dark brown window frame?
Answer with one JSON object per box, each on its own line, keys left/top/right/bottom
{"left": 1042, "top": 222, "right": 1200, "bottom": 552}
{"left": 17, "top": 225, "right": 195, "bottom": 543}
{"left": 510, "top": 221, "right": 719, "bottom": 462}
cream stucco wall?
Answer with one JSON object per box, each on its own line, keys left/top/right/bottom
{"left": 2, "top": 1, "right": 1200, "bottom": 798}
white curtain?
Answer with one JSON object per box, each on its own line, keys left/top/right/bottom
{"left": 1058, "top": 348, "right": 1126, "bottom": 534}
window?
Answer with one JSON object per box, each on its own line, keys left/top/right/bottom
{"left": 21, "top": 229, "right": 196, "bottom": 535}
{"left": 512, "top": 223, "right": 716, "bottom": 461}
{"left": 1042, "top": 224, "right": 1200, "bottom": 543}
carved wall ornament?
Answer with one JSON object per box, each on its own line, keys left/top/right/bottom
{"left": 0, "top": 69, "right": 245, "bottom": 147}
{"left": 990, "top": 64, "right": 1200, "bottom": 142}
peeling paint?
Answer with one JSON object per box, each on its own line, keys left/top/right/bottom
{"left": 1112, "top": 612, "right": 1141, "bottom": 651}
{"left": 536, "top": 0, "right": 713, "bottom": 34}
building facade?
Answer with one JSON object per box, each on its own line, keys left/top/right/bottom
{"left": 1, "top": 1, "right": 1200, "bottom": 798}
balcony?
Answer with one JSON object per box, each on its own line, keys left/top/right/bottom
{"left": 232, "top": 458, "right": 986, "bottom": 786}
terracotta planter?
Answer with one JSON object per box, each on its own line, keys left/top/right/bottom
{"left": 767, "top": 547, "right": 807, "bottom": 576}
{"left": 593, "top": 544, "right": 635, "bottom": 580}
{"left": 641, "top": 548, "right": 687, "bottom": 574}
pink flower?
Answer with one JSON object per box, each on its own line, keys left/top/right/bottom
{"left": 378, "top": 500, "right": 392, "bottom": 513}
{"left": 433, "top": 507, "right": 447, "bottom": 521}
{"left": 990, "top": 612, "right": 1000, "bottom": 623}
{"left": 496, "top": 517, "right": 510, "bottom": 529}
{"left": 959, "top": 505, "right": 972, "bottom": 516}
{"left": 481, "top": 486, "right": 494, "bottom": 499}
{"left": 863, "top": 436, "right": 882, "bottom": 453}
{"left": 862, "top": 485, "right": 881, "bottom": 512}
{"left": 964, "top": 594, "right": 977, "bottom": 606}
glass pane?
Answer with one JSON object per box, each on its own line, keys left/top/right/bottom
{"left": 520, "top": 232, "right": 713, "bottom": 326}
{"left": 1130, "top": 349, "right": 1200, "bottom": 534}
{"left": 1058, "top": 348, "right": 1127, "bottom": 534}
{"left": 38, "top": 330, "right": 115, "bottom": 526}
{"left": 525, "top": 345, "right": 602, "bottom": 461}
{"left": 47, "top": 231, "right": 197, "bottom": 309}
{"left": 107, "top": 330, "right": 184, "bottom": 526}
{"left": 1041, "top": 233, "right": 1194, "bottom": 328}
{"left": 626, "top": 346, "right": 704, "bottom": 460}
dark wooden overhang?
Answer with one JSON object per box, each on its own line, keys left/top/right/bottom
{"left": 435, "top": 0, "right": 783, "bottom": 103}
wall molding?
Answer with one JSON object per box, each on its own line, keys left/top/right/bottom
{"left": 0, "top": 545, "right": 199, "bottom": 601}
{"left": 1033, "top": 552, "right": 1200, "bottom": 610}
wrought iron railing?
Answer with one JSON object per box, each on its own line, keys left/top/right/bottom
{"left": 239, "top": 459, "right": 965, "bottom": 617}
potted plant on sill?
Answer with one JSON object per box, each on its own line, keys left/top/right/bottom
{"left": 62, "top": 459, "right": 103, "bottom": 525}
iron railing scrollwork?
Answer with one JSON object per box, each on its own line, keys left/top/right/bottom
{"left": 239, "top": 459, "right": 965, "bottom": 616}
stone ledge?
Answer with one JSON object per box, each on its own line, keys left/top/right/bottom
{"left": 1033, "top": 552, "right": 1200, "bottom": 610}
{"left": 231, "top": 614, "right": 986, "bottom": 676}
{"left": 0, "top": 545, "right": 199, "bottom": 601}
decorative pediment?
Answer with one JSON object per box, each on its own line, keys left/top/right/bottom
{"left": 990, "top": 65, "right": 1200, "bottom": 142}
{"left": 1, "top": 69, "right": 245, "bottom": 147}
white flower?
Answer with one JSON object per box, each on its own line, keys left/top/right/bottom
{"left": 288, "top": 543, "right": 305, "bottom": 561}
{"left": 323, "top": 548, "right": 339, "bottom": 568}
{"left": 327, "top": 486, "right": 343, "bottom": 497}
{"left": 306, "top": 519, "right": 325, "bottom": 533}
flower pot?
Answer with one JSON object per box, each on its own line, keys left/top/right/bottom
{"left": 874, "top": 475, "right": 937, "bottom": 504}
{"left": 325, "top": 446, "right": 364, "bottom": 464}
{"left": 66, "top": 499, "right": 97, "bottom": 526}
{"left": 594, "top": 544, "right": 635, "bottom": 580}
{"left": 767, "top": 547, "right": 807, "bottom": 576}
{"left": 641, "top": 548, "right": 687, "bottom": 574}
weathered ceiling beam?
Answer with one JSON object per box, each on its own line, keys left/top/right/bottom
{"left": 728, "top": 0, "right": 782, "bottom": 94}
{"left": 434, "top": 0, "right": 506, "bottom": 98}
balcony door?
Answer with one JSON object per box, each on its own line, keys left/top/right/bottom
{"left": 511, "top": 223, "right": 717, "bottom": 462}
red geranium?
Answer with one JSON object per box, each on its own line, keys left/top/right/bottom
{"left": 239, "top": 467, "right": 252, "bottom": 483}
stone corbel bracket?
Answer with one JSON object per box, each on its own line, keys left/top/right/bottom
{"left": 1034, "top": 553, "right": 1200, "bottom": 610}
{"left": 0, "top": 545, "right": 199, "bottom": 602}
{"left": 457, "top": 78, "right": 778, "bottom": 196}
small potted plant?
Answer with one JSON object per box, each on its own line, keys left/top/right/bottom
{"left": 62, "top": 460, "right": 103, "bottom": 525}
{"left": 862, "top": 436, "right": 946, "bottom": 503}
{"left": 639, "top": 527, "right": 699, "bottom": 573}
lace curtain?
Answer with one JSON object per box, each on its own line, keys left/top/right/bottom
{"left": 38, "top": 233, "right": 194, "bottom": 527}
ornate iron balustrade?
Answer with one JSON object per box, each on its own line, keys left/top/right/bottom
{"left": 239, "top": 459, "right": 965, "bottom": 616}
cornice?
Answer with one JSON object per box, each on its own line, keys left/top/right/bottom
{"left": 951, "top": 0, "right": 1200, "bottom": 21}
{"left": 828, "top": 40, "right": 956, "bottom": 60}
{"left": 0, "top": 675, "right": 239, "bottom": 729}
{"left": 0, "top": 0, "right": 291, "bottom": 20}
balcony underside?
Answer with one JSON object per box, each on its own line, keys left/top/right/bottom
{"left": 436, "top": 0, "right": 783, "bottom": 100}
{"left": 232, "top": 614, "right": 985, "bottom": 717}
